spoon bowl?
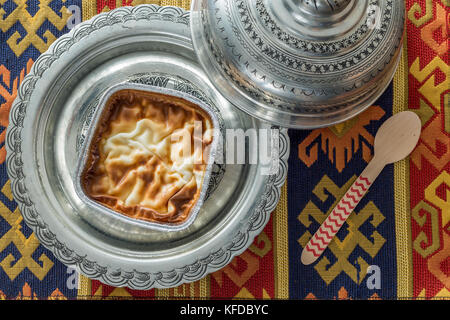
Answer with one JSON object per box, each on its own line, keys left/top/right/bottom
{"left": 374, "top": 111, "right": 421, "bottom": 164}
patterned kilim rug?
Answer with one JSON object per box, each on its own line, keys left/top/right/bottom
{"left": 0, "top": 0, "right": 448, "bottom": 300}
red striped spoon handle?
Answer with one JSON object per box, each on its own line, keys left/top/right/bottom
{"left": 301, "top": 111, "right": 422, "bottom": 266}
{"left": 301, "top": 162, "right": 384, "bottom": 265}
{"left": 300, "top": 161, "right": 382, "bottom": 265}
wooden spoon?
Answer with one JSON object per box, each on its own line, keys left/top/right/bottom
{"left": 301, "top": 111, "right": 421, "bottom": 265}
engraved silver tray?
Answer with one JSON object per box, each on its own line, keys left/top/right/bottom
{"left": 191, "top": 0, "right": 405, "bottom": 128}
{"left": 6, "top": 5, "right": 289, "bottom": 289}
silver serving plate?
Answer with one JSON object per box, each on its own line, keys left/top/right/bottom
{"left": 6, "top": 5, "right": 289, "bottom": 289}
{"left": 191, "top": 0, "right": 405, "bottom": 128}
{"left": 75, "top": 83, "right": 221, "bottom": 233}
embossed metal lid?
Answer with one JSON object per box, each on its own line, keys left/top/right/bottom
{"left": 190, "top": 0, "right": 405, "bottom": 128}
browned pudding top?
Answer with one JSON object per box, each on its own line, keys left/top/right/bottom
{"left": 81, "top": 89, "right": 214, "bottom": 224}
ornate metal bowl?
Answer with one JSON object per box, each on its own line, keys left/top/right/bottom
{"left": 6, "top": 5, "right": 289, "bottom": 289}
{"left": 191, "top": 0, "right": 405, "bottom": 128}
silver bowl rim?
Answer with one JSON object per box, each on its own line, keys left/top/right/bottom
{"left": 5, "top": 4, "right": 290, "bottom": 290}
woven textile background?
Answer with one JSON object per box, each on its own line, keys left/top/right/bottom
{"left": 0, "top": 0, "right": 448, "bottom": 300}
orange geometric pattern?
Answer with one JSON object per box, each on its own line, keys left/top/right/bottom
{"left": 210, "top": 229, "right": 275, "bottom": 299}
{"left": 419, "top": 2, "right": 448, "bottom": 57}
{"left": 0, "top": 283, "right": 66, "bottom": 300}
{"left": 297, "top": 106, "right": 385, "bottom": 173}
{"left": 406, "top": 0, "right": 450, "bottom": 299}
{"left": 0, "top": 59, "right": 33, "bottom": 164}
{"left": 305, "top": 287, "right": 381, "bottom": 300}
